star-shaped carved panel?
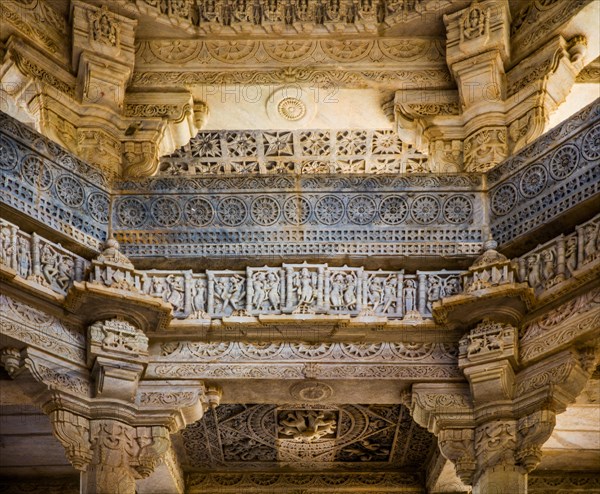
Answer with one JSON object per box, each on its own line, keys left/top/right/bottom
{"left": 180, "top": 404, "right": 435, "bottom": 471}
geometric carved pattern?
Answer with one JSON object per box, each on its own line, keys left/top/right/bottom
{"left": 181, "top": 404, "right": 435, "bottom": 471}
{"left": 489, "top": 101, "right": 600, "bottom": 246}
{"left": 113, "top": 175, "right": 484, "bottom": 259}
{"left": 0, "top": 113, "right": 110, "bottom": 251}
{"left": 160, "top": 129, "right": 430, "bottom": 176}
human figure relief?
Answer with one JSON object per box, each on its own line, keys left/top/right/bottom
{"left": 56, "top": 256, "right": 74, "bottom": 291}
{"left": 541, "top": 249, "right": 555, "bottom": 285}
{"left": 252, "top": 272, "right": 267, "bottom": 309}
{"left": 166, "top": 275, "right": 185, "bottom": 312}
{"left": 40, "top": 244, "right": 59, "bottom": 286}
{"left": 403, "top": 279, "right": 416, "bottom": 313}
{"left": 192, "top": 279, "right": 207, "bottom": 317}
{"left": 16, "top": 238, "right": 30, "bottom": 278}
{"left": 294, "top": 268, "right": 316, "bottom": 306}
{"left": 583, "top": 223, "right": 599, "bottom": 262}
{"left": 0, "top": 227, "right": 11, "bottom": 267}
{"left": 565, "top": 236, "right": 578, "bottom": 276}
{"left": 343, "top": 273, "right": 357, "bottom": 310}
{"left": 367, "top": 276, "right": 384, "bottom": 312}
{"left": 266, "top": 271, "right": 281, "bottom": 310}
{"left": 329, "top": 273, "right": 345, "bottom": 309}
{"left": 526, "top": 254, "right": 542, "bottom": 289}
{"left": 381, "top": 276, "right": 397, "bottom": 313}
{"left": 215, "top": 274, "right": 245, "bottom": 314}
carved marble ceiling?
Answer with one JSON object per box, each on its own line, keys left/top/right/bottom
{"left": 178, "top": 403, "right": 436, "bottom": 472}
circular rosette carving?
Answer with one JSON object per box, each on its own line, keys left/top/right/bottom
{"left": 189, "top": 342, "right": 231, "bottom": 358}
{"left": 116, "top": 198, "right": 148, "bottom": 228}
{"left": 21, "top": 155, "right": 53, "bottom": 189}
{"left": 263, "top": 40, "right": 315, "bottom": 63}
{"left": 251, "top": 196, "right": 281, "bottom": 226}
{"left": 443, "top": 195, "right": 473, "bottom": 224}
{"left": 283, "top": 196, "right": 312, "bottom": 224}
{"left": 390, "top": 342, "right": 434, "bottom": 360}
{"left": 379, "top": 39, "right": 428, "bottom": 60}
{"left": 549, "top": 144, "right": 580, "bottom": 179}
{"left": 290, "top": 382, "right": 333, "bottom": 402}
{"left": 0, "top": 135, "right": 18, "bottom": 169}
{"left": 490, "top": 183, "right": 517, "bottom": 216}
{"left": 315, "top": 195, "right": 345, "bottom": 225}
{"left": 290, "top": 342, "right": 333, "bottom": 358}
{"left": 320, "top": 40, "right": 374, "bottom": 62}
{"left": 347, "top": 195, "right": 377, "bottom": 225}
{"left": 379, "top": 195, "right": 408, "bottom": 225}
{"left": 148, "top": 40, "right": 200, "bottom": 63}
{"left": 55, "top": 175, "right": 85, "bottom": 207}
{"left": 340, "top": 343, "right": 383, "bottom": 358}
{"left": 277, "top": 97, "right": 306, "bottom": 121}
{"left": 184, "top": 197, "right": 214, "bottom": 227}
{"left": 582, "top": 124, "right": 600, "bottom": 161}
{"left": 206, "top": 40, "right": 258, "bottom": 63}
{"left": 520, "top": 164, "right": 547, "bottom": 197}
{"left": 217, "top": 197, "right": 248, "bottom": 226}
{"left": 248, "top": 474, "right": 279, "bottom": 487}
{"left": 212, "top": 474, "right": 244, "bottom": 486}
{"left": 239, "top": 342, "right": 283, "bottom": 359}
{"left": 151, "top": 197, "right": 182, "bottom": 227}
{"left": 411, "top": 195, "right": 440, "bottom": 224}
{"left": 87, "top": 192, "right": 110, "bottom": 223}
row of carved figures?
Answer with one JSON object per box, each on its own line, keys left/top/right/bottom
{"left": 2, "top": 213, "right": 598, "bottom": 318}
{"left": 0, "top": 222, "right": 87, "bottom": 293}
{"left": 516, "top": 217, "right": 599, "bottom": 293}
{"left": 96, "top": 262, "right": 462, "bottom": 320}
{"left": 140, "top": 0, "right": 423, "bottom": 27}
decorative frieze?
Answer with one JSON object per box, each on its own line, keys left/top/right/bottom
{"left": 137, "top": 38, "right": 446, "bottom": 68}
{"left": 131, "top": 0, "right": 448, "bottom": 35}
{"left": 489, "top": 100, "right": 600, "bottom": 247}
{"left": 160, "top": 128, "right": 431, "bottom": 176}
{"left": 515, "top": 213, "right": 600, "bottom": 298}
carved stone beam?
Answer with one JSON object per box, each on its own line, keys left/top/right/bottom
{"left": 506, "top": 35, "right": 588, "bottom": 153}
{"left": 392, "top": 89, "right": 461, "bottom": 155}
{"left": 65, "top": 238, "right": 173, "bottom": 333}
{"left": 433, "top": 240, "right": 534, "bottom": 327}
{"left": 122, "top": 93, "right": 208, "bottom": 177}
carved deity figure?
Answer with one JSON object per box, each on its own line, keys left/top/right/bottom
{"left": 56, "top": 256, "right": 74, "bottom": 291}
{"left": 294, "top": 268, "right": 316, "bottom": 306}
{"left": 41, "top": 244, "right": 59, "bottom": 286}
{"left": 150, "top": 277, "right": 165, "bottom": 298}
{"left": 192, "top": 279, "right": 207, "bottom": 317}
{"left": 215, "top": 274, "right": 245, "bottom": 313}
{"left": 367, "top": 276, "right": 384, "bottom": 311}
{"left": 0, "top": 227, "right": 11, "bottom": 267}
{"left": 426, "top": 276, "right": 442, "bottom": 313}
{"left": 583, "top": 223, "right": 599, "bottom": 263}
{"left": 252, "top": 272, "right": 268, "bottom": 309}
{"left": 541, "top": 249, "right": 555, "bottom": 285}
{"left": 403, "top": 279, "right": 416, "bottom": 313}
{"left": 462, "top": 6, "right": 488, "bottom": 40}
{"left": 166, "top": 275, "right": 185, "bottom": 312}
{"left": 266, "top": 272, "right": 280, "bottom": 310}
{"left": 91, "top": 9, "right": 118, "bottom": 46}
{"left": 329, "top": 273, "right": 345, "bottom": 309}
{"left": 343, "top": 273, "right": 357, "bottom": 310}
{"left": 278, "top": 410, "right": 337, "bottom": 443}
{"left": 565, "top": 237, "right": 578, "bottom": 276}
{"left": 16, "top": 238, "right": 30, "bottom": 278}
{"left": 381, "top": 276, "right": 397, "bottom": 313}
{"left": 526, "top": 254, "right": 542, "bottom": 289}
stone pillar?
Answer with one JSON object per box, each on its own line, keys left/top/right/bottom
{"left": 0, "top": 317, "right": 220, "bottom": 494}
